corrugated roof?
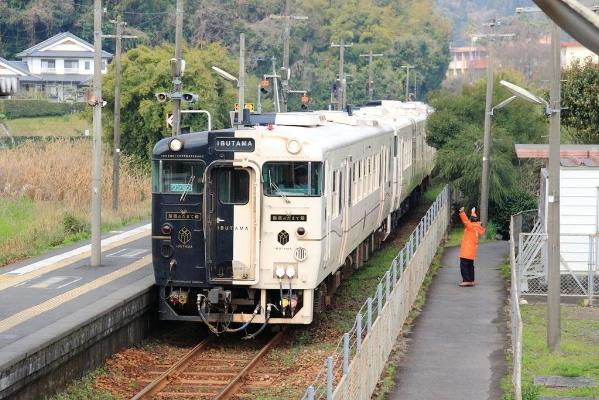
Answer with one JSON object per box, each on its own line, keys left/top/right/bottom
{"left": 515, "top": 144, "right": 599, "bottom": 167}
{"left": 16, "top": 32, "right": 112, "bottom": 58}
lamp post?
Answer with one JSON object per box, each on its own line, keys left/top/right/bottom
{"left": 500, "top": 79, "right": 561, "bottom": 352}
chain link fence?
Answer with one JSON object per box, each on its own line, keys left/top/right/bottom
{"left": 302, "top": 185, "right": 451, "bottom": 400}
{"left": 515, "top": 210, "right": 599, "bottom": 302}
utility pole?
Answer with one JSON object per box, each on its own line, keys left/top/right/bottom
{"left": 238, "top": 33, "right": 245, "bottom": 123}
{"left": 547, "top": 20, "right": 561, "bottom": 352}
{"left": 271, "top": 0, "right": 307, "bottom": 112}
{"left": 401, "top": 65, "right": 414, "bottom": 102}
{"left": 171, "top": 0, "right": 183, "bottom": 136}
{"left": 103, "top": 16, "right": 137, "bottom": 211}
{"left": 514, "top": 5, "right": 561, "bottom": 350}
{"left": 91, "top": 0, "right": 103, "bottom": 267}
{"left": 477, "top": 21, "right": 515, "bottom": 226}
{"left": 271, "top": 56, "right": 281, "bottom": 112}
{"left": 359, "top": 51, "right": 383, "bottom": 101}
{"left": 481, "top": 20, "right": 496, "bottom": 228}
{"left": 331, "top": 41, "right": 353, "bottom": 110}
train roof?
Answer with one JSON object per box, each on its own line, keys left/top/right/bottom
{"left": 152, "top": 101, "right": 432, "bottom": 156}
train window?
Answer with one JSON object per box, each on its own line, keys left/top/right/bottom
{"left": 217, "top": 169, "right": 249, "bottom": 204}
{"left": 262, "top": 162, "right": 323, "bottom": 197}
{"left": 153, "top": 160, "right": 205, "bottom": 194}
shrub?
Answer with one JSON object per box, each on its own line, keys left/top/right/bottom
{"left": 0, "top": 100, "right": 84, "bottom": 119}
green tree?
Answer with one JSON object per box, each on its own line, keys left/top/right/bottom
{"left": 427, "top": 72, "right": 547, "bottom": 232}
{"left": 561, "top": 59, "right": 599, "bottom": 144}
{"left": 100, "top": 43, "right": 237, "bottom": 161}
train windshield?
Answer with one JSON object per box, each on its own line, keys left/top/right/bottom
{"left": 152, "top": 160, "right": 205, "bottom": 194}
{"left": 262, "top": 162, "right": 323, "bottom": 196}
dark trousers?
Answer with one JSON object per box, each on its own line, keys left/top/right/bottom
{"left": 460, "top": 257, "right": 475, "bottom": 282}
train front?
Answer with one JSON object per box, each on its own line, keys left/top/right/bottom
{"left": 152, "top": 127, "right": 322, "bottom": 336}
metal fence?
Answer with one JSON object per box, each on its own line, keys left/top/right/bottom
{"left": 509, "top": 214, "right": 523, "bottom": 400}
{"left": 303, "top": 185, "right": 451, "bottom": 400}
{"left": 515, "top": 210, "right": 599, "bottom": 302}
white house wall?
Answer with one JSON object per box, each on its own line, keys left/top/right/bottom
{"left": 543, "top": 167, "right": 599, "bottom": 272}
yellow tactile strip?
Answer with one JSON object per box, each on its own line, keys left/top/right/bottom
{"left": 0, "top": 229, "right": 149, "bottom": 292}
{"left": 0, "top": 255, "right": 151, "bottom": 334}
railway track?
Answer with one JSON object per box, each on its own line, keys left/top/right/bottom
{"left": 130, "top": 329, "right": 286, "bottom": 400}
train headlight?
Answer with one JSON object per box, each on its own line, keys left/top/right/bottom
{"left": 169, "top": 138, "right": 184, "bottom": 152}
{"left": 285, "top": 266, "right": 296, "bottom": 278}
{"left": 286, "top": 139, "right": 301, "bottom": 154}
{"left": 275, "top": 267, "right": 286, "bottom": 278}
{"left": 161, "top": 223, "right": 173, "bottom": 235}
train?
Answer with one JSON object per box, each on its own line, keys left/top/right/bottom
{"left": 151, "top": 100, "right": 435, "bottom": 337}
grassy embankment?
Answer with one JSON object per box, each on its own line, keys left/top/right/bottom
{"left": 0, "top": 139, "right": 150, "bottom": 267}
{"left": 4, "top": 114, "right": 90, "bottom": 137}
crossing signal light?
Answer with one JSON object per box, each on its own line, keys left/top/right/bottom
{"left": 261, "top": 78, "right": 270, "bottom": 95}
{"left": 182, "top": 93, "right": 198, "bottom": 103}
{"left": 155, "top": 92, "right": 169, "bottom": 102}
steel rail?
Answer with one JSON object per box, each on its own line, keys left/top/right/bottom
{"left": 214, "top": 328, "right": 287, "bottom": 400}
{"left": 130, "top": 336, "right": 214, "bottom": 400}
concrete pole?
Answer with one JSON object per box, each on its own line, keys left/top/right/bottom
{"left": 367, "top": 52, "right": 373, "bottom": 101}
{"left": 480, "top": 22, "right": 496, "bottom": 227}
{"left": 339, "top": 40, "right": 345, "bottom": 110}
{"left": 171, "top": 0, "right": 183, "bottom": 136}
{"left": 91, "top": 0, "right": 103, "bottom": 267}
{"left": 547, "top": 21, "right": 561, "bottom": 352}
{"left": 256, "top": 84, "right": 262, "bottom": 113}
{"left": 238, "top": 33, "right": 245, "bottom": 122}
{"left": 281, "top": 0, "right": 291, "bottom": 112}
{"left": 111, "top": 16, "right": 123, "bottom": 211}
{"left": 271, "top": 57, "right": 281, "bottom": 112}
{"left": 405, "top": 66, "right": 410, "bottom": 101}
{"left": 359, "top": 52, "right": 383, "bottom": 101}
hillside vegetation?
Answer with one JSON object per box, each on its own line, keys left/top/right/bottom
{"left": 1, "top": 0, "right": 451, "bottom": 108}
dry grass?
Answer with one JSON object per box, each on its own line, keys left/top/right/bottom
{"left": 0, "top": 139, "right": 150, "bottom": 266}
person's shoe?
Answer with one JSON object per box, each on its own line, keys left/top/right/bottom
{"left": 459, "top": 282, "right": 475, "bottom": 287}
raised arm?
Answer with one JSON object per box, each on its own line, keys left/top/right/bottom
{"left": 458, "top": 207, "right": 471, "bottom": 227}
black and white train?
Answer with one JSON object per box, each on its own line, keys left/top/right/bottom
{"left": 151, "top": 101, "right": 434, "bottom": 335}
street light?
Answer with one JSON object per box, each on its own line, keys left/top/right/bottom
{"left": 211, "top": 66, "right": 238, "bottom": 83}
{"left": 499, "top": 80, "right": 551, "bottom": 114}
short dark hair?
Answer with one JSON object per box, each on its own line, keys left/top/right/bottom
{"left": 470, "top": 215, "right": 480, "bottom": 222}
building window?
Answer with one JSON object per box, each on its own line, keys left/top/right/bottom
{"left": 84, "top": 61, "right": 91, "bottom": 70}
{"left": 41, "top": 59, "right": 55, "bottom": 72}
{"left": 64, "top": 60, "right": 79, "bottom": 70}
{"left": 101, "top": 59, "right": 107, "bottom": 71}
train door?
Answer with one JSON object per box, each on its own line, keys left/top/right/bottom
{"left": 205, "top": 165, "right": 256, "bottom": 282}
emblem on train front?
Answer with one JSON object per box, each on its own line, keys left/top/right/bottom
{"left": 178, "top": 227, "right": 192, "bottom": 244}
{"left": 277, "top": 230, "right": 289, "bottom": 245}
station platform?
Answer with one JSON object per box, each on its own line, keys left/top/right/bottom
{"left": 390, "top": 241, "right": 509, "bottom": 400}
{"left": 0, "top": 222, "right": 156, "bottom": 400}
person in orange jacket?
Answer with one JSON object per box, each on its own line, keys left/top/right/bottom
{"left": 458, "top": 206, "right": 486, "bottom": 287}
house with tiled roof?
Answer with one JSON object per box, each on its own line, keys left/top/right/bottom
{"left": 0, "top": 32, "right": 112, "bottom": 101}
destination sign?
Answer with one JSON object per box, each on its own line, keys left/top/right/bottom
{"left": 170, "top": 183, "right": 192, "bottom": 192}
{"left": 271, "top": 214, "right": 307, "bottom": 222}
{"left": 215, "top": 137, "right": 255, "bottom": 152}
{"left": 166, "top": 212, "right": 202, "bottom": 221}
